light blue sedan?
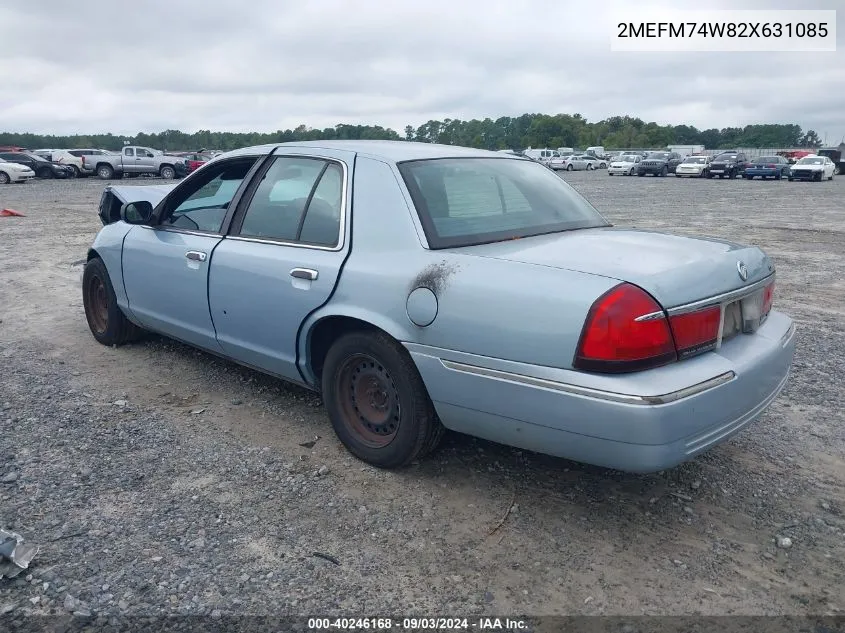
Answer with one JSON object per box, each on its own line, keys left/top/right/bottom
{"left": 82, "top": 141, "right": 796, "bottom": 472}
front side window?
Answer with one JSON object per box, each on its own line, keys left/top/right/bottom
{"left": 160, "top": 158, "right": 257, "bottom": 233}
{"left": 399, "top": 157, "right": 609, "bottom": 249}
{"left": 237, "top": 156, "right": 344, "bottom": 246}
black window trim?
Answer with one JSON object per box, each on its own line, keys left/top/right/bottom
{"left": 226, "top": 153, "right": 348, "bottom": 252}
{"left": 145, "top": 154, "right": 269, "bottom": 238}
{"left": 396, "top": 156, "right": 610, "bottom": 250}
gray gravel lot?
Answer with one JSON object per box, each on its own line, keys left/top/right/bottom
{"left": 0, "top": 172, "right": 843, "bottom": 619}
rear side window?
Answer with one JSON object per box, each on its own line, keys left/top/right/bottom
{"left": 398, "top": 157, "right": 608, "bottom": 249}
{"left": 237, "top": 156, "right": 344, "bottom": 247}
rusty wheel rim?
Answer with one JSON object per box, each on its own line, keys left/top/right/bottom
{"left": 335, "top": 354, "right": 400, "bottom": 448}
{"left": 85, "top": 274, "right": 109, "bottom": 335}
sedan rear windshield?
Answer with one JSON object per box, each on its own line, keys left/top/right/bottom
{"left": 398, "top": 157, "right": 609, "bottom": 249}
{"left": 755, "top": 156, "right": 781, "bottom": 163}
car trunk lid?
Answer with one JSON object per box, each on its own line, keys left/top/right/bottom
{"left": 453, "top": 227, "right": 774, "bottom": 309}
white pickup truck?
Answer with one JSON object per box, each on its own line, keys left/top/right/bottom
{"left": 91, "top": 146, "right": 188, "bottom": 180}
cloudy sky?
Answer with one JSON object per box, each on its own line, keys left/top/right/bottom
{"left": 0, "top": 0, "right": 842, "bottom": 140}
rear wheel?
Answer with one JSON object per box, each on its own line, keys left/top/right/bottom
{"left": 835, "top": 165, "right": 841, "bottom": 175}
{"left": 82, "top": 257, "right": 143, "bottom": 346}
{"left": 37, "top": 167, "right": 53, "bottom": 179}
{"left": 66, "top": 165, "right": 79, "bottom": 178}
{"left": 322, "top": 330, "right": 444, "bottom": 468}
{"left": 566, "top": 164, "right": 573, "bottom": 171}
{"left": 159, "top": 165, "right": 176, "bottom": 179}
{"left": 0, "top": 171, "right": 10, "bottom": 185}
{"left": 629, "top": 167, "right": 636, "bottom": 176}
{"left": 97, "top": 164, "right": 114, "bottom": 180}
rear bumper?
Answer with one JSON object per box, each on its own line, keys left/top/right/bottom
{"left": 407, "top": 310, "right": 796, "bottom": 473}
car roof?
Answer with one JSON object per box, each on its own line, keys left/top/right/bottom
{"left": 223, "top": 140, "right": 523, "bottom": 163}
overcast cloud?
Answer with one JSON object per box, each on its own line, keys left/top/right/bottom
{"left": 0, "top": 0, "right": 842, "bottom": 140}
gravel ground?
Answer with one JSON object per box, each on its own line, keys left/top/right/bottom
{"left": 0, "top": 172, "right": 843, "bottom": 621}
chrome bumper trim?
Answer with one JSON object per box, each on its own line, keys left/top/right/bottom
{"left": 439, "top": 359, "right": 736, "bottom": 406}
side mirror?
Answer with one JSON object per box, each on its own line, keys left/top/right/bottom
{"left": 120, "top": 201, "right": 153, "bottom": 225}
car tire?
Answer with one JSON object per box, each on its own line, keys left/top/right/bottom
{"left": 587, "top": 164, "right": 594, "bottom": 171}
{"left": 629, "top": 168, "right": 635, "bottom": 176}
{"left": 159, "top": 165, "right": 176, "bottom": 179}
{"left": 566, "top": 164, "right": 573, "bottom": 171}
{"left": 0, "top": 171, "right": 10, "bottom": 185}
{"left": 637, "top": 171, "right": 644, "bottom": 177}
{"left": 835, "top": 165, "right": 841, "bottom": 176}
{"left": 37, "top": 167, "right": 53, "bottom": 179}
{"left": 788, "top": 176, "right": 794, "bottom": 181}
{"left": 659, "top": 166, "right": 668, "bottom": 177}
{"left": 97, "top": 164, "right": 115, "bottom": 179}
{"left": 82, "top": 257, "right": 144, "bottom": 346}
{"left": 322, "top": 330, "right": 445, "bottom": 469}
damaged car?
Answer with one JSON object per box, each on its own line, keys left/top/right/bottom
{"left": 81, "top": 141, "right": 795, "bottom": 473}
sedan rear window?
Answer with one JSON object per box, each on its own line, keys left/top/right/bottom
{"left": 398, "top": 158, "right": 609, "bottom": 249}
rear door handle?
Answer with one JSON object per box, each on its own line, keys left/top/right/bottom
{"left": 186, "top": 251, "right": 207, "bottom": 262}
{"left": 290, "top": 268, "right": 318, "bottom": 281}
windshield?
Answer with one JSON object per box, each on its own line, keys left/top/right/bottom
{"left": 646, "top": 152, "right": 670, "bottom": 159}
{"left": 715, "top": 154, "right": 738, "bottom": 160}
{"left": 682, "top": 157, "right": 707, "bottom": 164}
{"left": 398, "top": 158, "right": 609, "bottom": 249}
{"left": 796, "top": 157, "right": 824, "bottom": 165}
{"left": 618, "top": 154, "right": 640, "bottom": 162}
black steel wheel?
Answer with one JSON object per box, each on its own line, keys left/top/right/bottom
{"left": 322, "top": 330, "right": 444, "bottom": 468}
{"left": 82, "top": 257, "right": 143, "bottom": 345}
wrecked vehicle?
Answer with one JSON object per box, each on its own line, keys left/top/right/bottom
{"left": 81, "top": 141, "right": 796, "bottom": 472}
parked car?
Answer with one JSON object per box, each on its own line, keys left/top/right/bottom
{"left": 579, "top": 155, "right": 607, "bottom": 169}
{"left": 0, "top": 152, "right": 72, "bottom": 179}
{"left": 607, "top": 154, "right": 642, "bottom": 176}
{"left": 32, "top": 149, "right": 92, "bottom": 177}
{"left": 743, "top": 156, "right": 791, "bottom": 180}
{"left": 637, "top": 151, "right": 683, "bottom": 177}
{"left": 0, "top": 157, "right": 36, "bottom": 184}
{"left": 787, "top": 155, "right": 836, "bottom": 182}
{"left": 674, "top": 155, "right": 711, "bottom": 178}
{"left": 81, "top": 140, "right": 794, "bottom": 473}
{"left": 181, "top": 152, "right": 214, "bottom": 173}
{"left": 90, "top": 146, "right": 188, "bottom": 180}
{"left": 551, "top": 154, "right": 603, "bottom": 171}
{"left": 817, "top": 148, "right": 844, "bottom": 175}
{"left": 707, "top": 151, "right": 748, "bottom": 179}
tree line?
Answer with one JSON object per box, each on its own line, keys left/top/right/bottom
{"left": 0, "top": 114, "right": 826, "bottom": 152}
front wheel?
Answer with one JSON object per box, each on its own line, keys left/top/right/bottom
{"left": 566, "top": 164, "right": 573, "bottom": 171}
{"left": 82, "top": 258, "right": 144, "bottom": 346}
{"left": 659, "top": 166, "right": 668, "bottom": 177}
{"left": 0, "top": 171, "right": 10, "bottom": 185}
{"left": 835, "top": 165, "right": 841, "bottom": 176}
{"left": 322, "top": 331, "right": 444, "bottom": 468}
{"left": 37, "top": 167, "right": 54, "bottom": 179}
{"left": 586, "top": 163, "right": 594, "bottom": 171}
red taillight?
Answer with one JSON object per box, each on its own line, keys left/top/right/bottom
{"left": 574, "top": 283, "right": 677, "bottom": 373}
{"left": 761, "top": 282, "right": 775, "bottom": 316}
{"left": 766, "top": 163, "right": 776, "bottom": 168}
{"left": 668, "top": 305, "right": 721, "bottom": 359}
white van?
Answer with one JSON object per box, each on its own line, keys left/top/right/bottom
{"left": 523, "top": 148, "right": 559, "bottom": 164}
{"left": 585, "top": 146, "right": 606, "bottom": 158}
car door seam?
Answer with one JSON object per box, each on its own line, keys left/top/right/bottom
{"left": 293, "top": 153, "right": 357, "bottom": 388}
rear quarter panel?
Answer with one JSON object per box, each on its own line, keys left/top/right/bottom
{"left": 299, "top": 155, "right": 618, "bottom": 384}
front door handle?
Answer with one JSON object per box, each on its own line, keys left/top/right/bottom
{"left": 290, "top": 268, "right": 318, "bottom": 281}
{"left": 186, "top": 251, "right": 207, "bottom": 262}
